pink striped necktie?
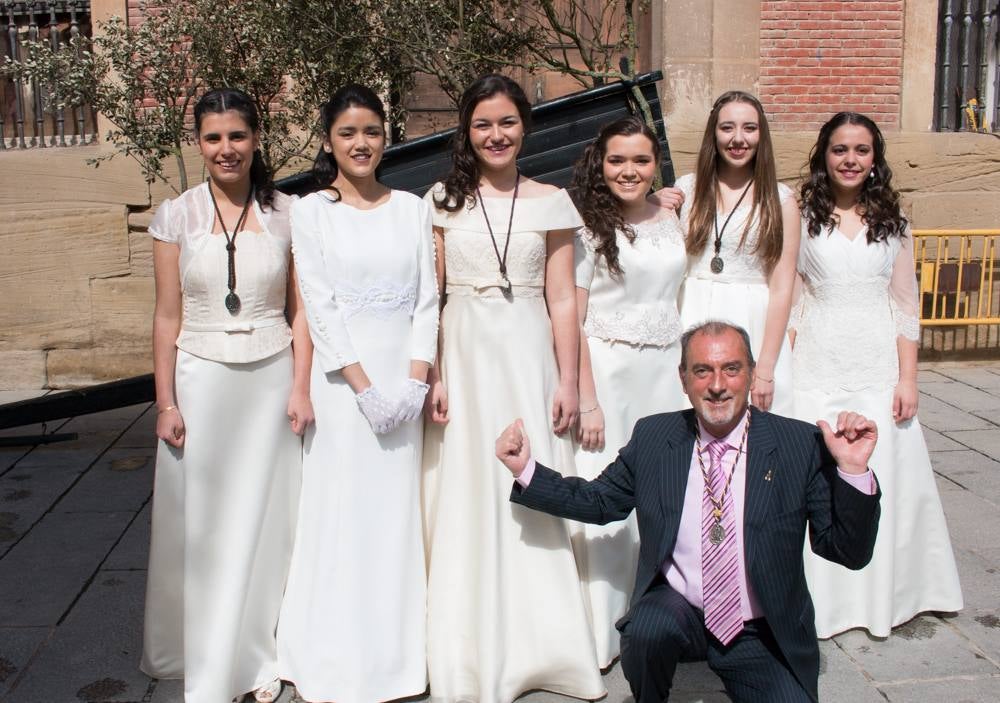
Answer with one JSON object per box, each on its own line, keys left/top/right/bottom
{"left": 702, "top": 439, "right": 743, "bottom": 645}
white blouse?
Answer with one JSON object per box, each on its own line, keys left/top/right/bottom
{"left": 291, "top": 189, "right": 439, "bottom": 373}
{"left": 575, "top": 215, "right": 688, "bottom": 347}
{"left": 149, "top": 183, "right": 295, "bottom": 364}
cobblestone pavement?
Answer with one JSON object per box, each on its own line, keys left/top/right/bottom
{"left": 1, "top": 362, "right": 998, "bottom": 702}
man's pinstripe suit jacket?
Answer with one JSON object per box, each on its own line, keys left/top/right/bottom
{"left": 510, "top": 406, "right": 881, "bottom": 701}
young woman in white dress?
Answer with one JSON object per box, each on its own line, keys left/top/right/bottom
{"left": 275, "top": 83, "right": 438, "bottom": 703}
{"left": 141, "top": 88, "right": 313, "bottom": 703}
{"left": 568, "top": 116, "right": 688, "bottom": 667}
{"left": 422, "top": 74, "right": 604, "bottom": 703}
{"left": 676, "top": 91, "right": 800, "bottom": 414}
{"left": 792, "top": 112, "right": 962, "bottom": 638}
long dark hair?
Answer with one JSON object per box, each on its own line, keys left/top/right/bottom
{"left": 435, "top": 74, "right": 533, "bottom": 212}
{"left": 800, "top": 112, "right": 906, "bottom": 243}
{"left": 312, "top": 83, "right": 387, "bottom": 199}
{"left": 686, "top": 91, "right": 783, "bottom": 272}
{"left": 569, "top": 116, "right": 660, "bottom": 277}
{"left": 193, "top": 88, "right": 275, "bottom": 210}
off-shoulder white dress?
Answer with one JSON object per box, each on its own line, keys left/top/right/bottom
{"left": 573, "top": 214, "right": 688, "bottom": 666}
{"left": 141, "top": 184, "right": 301, "bottom": 703}
{"left": 791, "top": 223, "right": 963, "bottom": 638}
{"left": 676, "top": 174, "right": 795, "bottom": 415}
{"left": 277, "top": 190, "right": 438, "bottom": 702}
{"left": 422, "top": 186, "right": 604, "bottom": 703}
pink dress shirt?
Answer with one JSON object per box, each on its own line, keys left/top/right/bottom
{"left": 516, "top": 411, "right": 876, "bottom": 621}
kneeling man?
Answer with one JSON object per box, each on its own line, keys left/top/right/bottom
{"left": 495, "top": 321, "right": 880, "bottom": 703}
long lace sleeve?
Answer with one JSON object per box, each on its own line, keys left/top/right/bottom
{"left": 290, "top": 200, "right": 360, "bottom": 373}
{"left": 410, "top": 200, "right": 440, "bottom": 364}
{"left": 574, "top": 228, "right": 597, "bottom": 291}
{"left": 788, "top": 272, "right": 805, "bottom": 332}
{"left": 889, "top": 228, "right": 920, "bottom": 341}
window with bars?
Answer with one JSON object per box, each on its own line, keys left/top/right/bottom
{"left": 935, "top": 0, "right": 1000, "bottom": 132}
{"left": 1, "top": 1, "right": 95, "bottom": 149}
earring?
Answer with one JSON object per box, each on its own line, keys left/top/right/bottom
{"left": 868, "top": 169, "right": 875, "bottom": 180}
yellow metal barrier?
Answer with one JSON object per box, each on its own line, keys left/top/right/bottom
{"left": 912, "top": 229, "right": 1000, "bottom": 327}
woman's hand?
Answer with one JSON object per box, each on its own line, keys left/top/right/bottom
{"left": 287, "top": 391, "right": 315, "bottom": 436}
{"left": 576, "top": 404, "right": 605, "bottom": 451}
{"left": 751, "top": 372, "right": 774, "bottom": 412}
{"left": 649, "top": 186, "right": 685, "bottom": 211}
{"left": 425, "top": 370, "right": 449, "bottom": 425}
{"left": 397, "top": 379, "right": 430, "bottom": 423}
{"left": 892, "top": 378, "right": 919, "bottom": 423}
{"left": 552, "top": 381, "right": 579, "bottom": 436}
{"left": 156, "top": 407, "right": 186, "bottom": 448}
{"left": 355, "top": 386, "right": 399, "bottom": 435}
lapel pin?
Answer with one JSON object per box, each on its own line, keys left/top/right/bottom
{"left": 764, "top": 468, "right": 774, "bottom": 482}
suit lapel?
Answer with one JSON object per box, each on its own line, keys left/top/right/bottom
{"left": 744, "top": 407, "right": 779, "bottom": 539}
{"left": 657, "top": 410, "right": 697, "bottom": 565}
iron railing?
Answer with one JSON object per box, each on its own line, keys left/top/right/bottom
{"left": 914, "top": 229, "right": 1000, "bottom": 354}
{"left": 934, "top": 0, "right": 1000, "bottom": 132}
{"left": 1, "top": 0, "right": 94, "bottom": 148}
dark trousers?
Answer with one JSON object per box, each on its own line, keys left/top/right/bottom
{"left": 619, "top": 581, "right": 812, "bottom": 703}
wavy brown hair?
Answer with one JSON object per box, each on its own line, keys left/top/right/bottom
{"left": 569, "top": 116, "right": 660, "bottom": 277}
{"left": 686, "top": 91, "right": 783, "bottom": 272}
{"left": 800, "top": 112, "right": 906, "bottom": 243}
{"left": 434, "top": 74, "right": 532, "bottom": 212}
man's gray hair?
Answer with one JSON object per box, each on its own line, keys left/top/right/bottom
{"left": 678, "top": 321, "right": 756, "bottom": 371}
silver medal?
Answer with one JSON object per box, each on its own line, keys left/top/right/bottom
{"left": 709, "top": 521, "right": 726, "bottom": 545}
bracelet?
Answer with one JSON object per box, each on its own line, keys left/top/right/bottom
{"left": 158, "top": 405, "right": 178, "bottom": 414}
{"left": 755, "top": 375, "right": 774, "bottom": 383}
{"left": 580, "top": 405, "right": 599, "bottom": 414}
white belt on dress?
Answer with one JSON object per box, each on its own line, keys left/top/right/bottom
{"left": 446, "top": 280, "right": 544, "bottom": 298}
{"left": 182, "top": 316, "right": 287, "bottom": 334}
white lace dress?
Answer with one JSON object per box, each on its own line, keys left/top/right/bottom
{"left": 791, "top": 223, "right": 963, "bottom": 638}
{"left": 676, "top": 174, "right": 794, "bottom": 415}
{"left": 141, "top": 185, "right": 301, "bottom": 703}
{"left": 422, "top": 186, "right": 604, "bottom": 703}
{"left": 277, "top": 190, "right": 439, "bottom": 702}
{"left": 574, "top": 214, "right": 688, "bottom": 667}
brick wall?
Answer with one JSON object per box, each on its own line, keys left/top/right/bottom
{"left": 759, "top": 0, "right": 904, "bottom": 131}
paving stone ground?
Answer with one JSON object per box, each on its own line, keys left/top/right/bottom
{"left": 1, "top": 362, "right": 999, "bottom": 702}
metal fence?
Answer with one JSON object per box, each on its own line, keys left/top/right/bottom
{"left": 1, "top": 0, "right": 94, "bottom": 148}
{"left": 934, "top": 0, "right": 1000, "bottom": 132}
{"left": 915, "top": 229, "right": 1000, "bottom": 354}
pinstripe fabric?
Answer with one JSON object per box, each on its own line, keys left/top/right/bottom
{"left": 511, "top": 407, "right": 881, "bottom": 703}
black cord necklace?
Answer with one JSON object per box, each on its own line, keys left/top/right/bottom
{"left": 208, "top": 183, "right": 254, "bottom": 315}
{"left": 711, "top": 179, "right": 753, "bottom": 274}
{"left": 476, "top": 171, "right": 519, "bottom": 295}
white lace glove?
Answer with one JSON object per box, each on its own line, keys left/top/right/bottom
{"left": 396, "top": 379, "right": 430, "bottom": 423}
{"left": 355, "top": 386, "right": 399, "bottom": 435}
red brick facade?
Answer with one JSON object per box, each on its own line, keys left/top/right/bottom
{"left": 759, "top": 1, "right": 904, "bottom": 131}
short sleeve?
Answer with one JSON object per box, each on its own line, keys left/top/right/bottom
{"left": 889, "top": 228, "right": 920, "bottom": 341}
{"left": 574, "top": 228, "right": 597, "bottom": 290}
{"left": 148, "top": 198, "right": 177, "bottom": 243}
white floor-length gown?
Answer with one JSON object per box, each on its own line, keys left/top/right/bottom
{"left": 141, "top": 185, "right": 302, "bottom": 703}
{"left": 422, "top": 185, "right": 605, "bottom": 703}
{"left": 676, "top": 174, "right": 794, "bottom": 415}
{"left": 573, "top": 213, "right": 688, "bottom": 667}
{"left": 277, "top": 189, "right": 438, "bottom": 703}
{"left": 792, "top": 222, "right": 963, "bottom": 638}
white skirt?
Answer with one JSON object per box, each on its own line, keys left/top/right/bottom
{"left": 574, "top": 337, "right": 685, "bottom": 667}
{"left": 141, "top": 346, "right": 301, "bottom": 703}
{"left": 422, "top": 293, "right": 604, "bottom": 703}
{"left": 796, "top": 385, "right": 963, "bottom": 638}
{"left": 276, "top": 312, "right": 427, "bottom": 703}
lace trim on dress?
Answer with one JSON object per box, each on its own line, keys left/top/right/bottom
{"left": 335, "top": 281, "right": 417, "bottom": 320}
{"left": 584, "top": 303, "right": 683, "bottom": 347}
{"left": 890, "top": 298, "right": 920, "bottom": 341}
